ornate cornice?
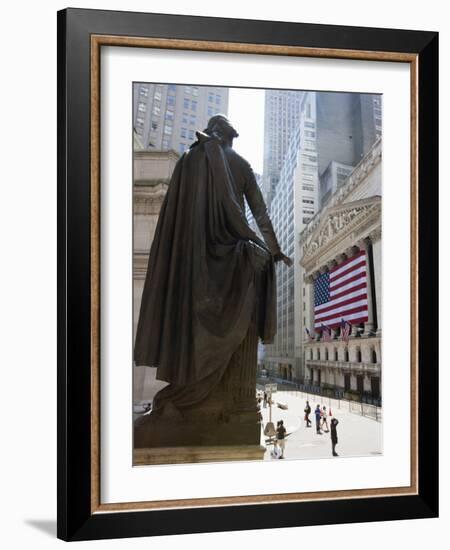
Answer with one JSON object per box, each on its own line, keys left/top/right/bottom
{"left": 300, "top": 196, "right": 381, "bottom": 270}
{"left": 300, "top": 137, "right": 382, "bottom": 244}
{"left": 134, "top": 149, "right": 180, "bottom": 162}
{"left": 133, "top": 183, "right": 168, "bottom": 214}
{"left": 133, "top": 253, "right": 149, "bottom": 279}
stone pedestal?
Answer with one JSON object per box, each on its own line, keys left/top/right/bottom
{"left": 134, "top": 318, "right": 263, "bottom": 463}
{"left": 134, "top": 444, "right": 266, "bottom": 465}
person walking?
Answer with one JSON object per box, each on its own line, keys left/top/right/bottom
{"left": 321, "top": 405, "right": 329, "bottom": 432}
{"left": 263, "top": 392, "right": 268, "bottom": 408}
{"left": 330, "top": 417, "right": 339, "bottom": 456}
{"left": 314, "top": 404, "right": 322, "bottom": 434}
{"left": 304, "top": 400, "right": 312, "bottom": 427}
{"left": 276, "top": 420, "right": 287, "bottom": 459}
{"left": 270, "top": 439, "right": 281, "bottom": 459}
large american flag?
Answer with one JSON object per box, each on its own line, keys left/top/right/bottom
{"left": 314, "top": 250, "right": 369, "bottom": 330}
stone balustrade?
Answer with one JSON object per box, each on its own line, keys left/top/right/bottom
{"left": 306, "top": 359, "right": 381, "bottom": 376}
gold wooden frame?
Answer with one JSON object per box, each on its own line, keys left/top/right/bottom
{"left": 90, "top": 35, "right": 419, "bottom": 514}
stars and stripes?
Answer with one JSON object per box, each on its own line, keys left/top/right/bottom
{"left": 314, "top": 250, "right": 369, "bottom": 330}
{"left": 321, "top": 323, "right": 333, "bottom": 342}
{"left": 340, "top": 318, "right": 352, "bottom": 343}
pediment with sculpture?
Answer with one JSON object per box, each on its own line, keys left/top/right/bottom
{"left": 300, "top": 196, "right": 381, "bottom": 268}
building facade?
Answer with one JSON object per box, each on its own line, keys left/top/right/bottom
{"left": 133, "top": 149, "right": 179, "bottom": 404}
{"left": 262, "top": 90, "right": 304, "bottom": 203}
{"left": 133, "top": 83, "right": 229, "bottom": 155}
{"left": 262, "top": 92, "right": 382, "bottom": 388}
{"left": 299, "top": 138, "right": 382, "bottom": 403}
{"left": 262, "top": 92, "right": 318, "bottom": 382}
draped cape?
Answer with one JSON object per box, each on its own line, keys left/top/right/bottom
{"left": 134, "top": 133, "right": 277, "bottom": 391}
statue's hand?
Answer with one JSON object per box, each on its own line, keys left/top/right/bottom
{"left": 274, "top": 252, "right": 293, "bottom": 267}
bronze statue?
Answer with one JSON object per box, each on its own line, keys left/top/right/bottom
{"left": 134, "top": 115, "right": 291, "bottom": 451}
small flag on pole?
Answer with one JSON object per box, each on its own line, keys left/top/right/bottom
{"left": 341, "top": 318, "right": 352, "bottom": 343}
{"left": 305, "top": 327, "right": 315, "bottom": 342}
{"left": 321, "top": 323, "right": 333, "bottom": 342}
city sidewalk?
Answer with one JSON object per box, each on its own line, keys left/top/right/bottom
{"left": 260, "top": 390, "right": 383, "bottom": 461}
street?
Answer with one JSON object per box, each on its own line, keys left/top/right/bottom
{"left": 260, "top": 390, "right": 383, "bottom": 461}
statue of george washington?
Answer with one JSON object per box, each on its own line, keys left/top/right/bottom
{"left": 134, "top": 115, "right": 291, "bottom": 451}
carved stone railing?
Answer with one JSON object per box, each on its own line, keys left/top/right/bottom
{"left": 306, "top": 359, "right": 381, "bottom": 375}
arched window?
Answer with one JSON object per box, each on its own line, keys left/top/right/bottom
{"left": 356, "top": 347, "right": 362, "bottom": 363}
{"left": 344, "top": 347, "right": 349, "bottom": 362}
{"left": 309, "top": 348, "right": 313, "bottom": 360}
{"left": 325, "top": 348, "right": 329, "bottom": 360}
{"left": 334, "top": 348, "right": 338, "bottom": 361}
{"left": 318, "top": 349, "right": 321, "bottom": 360}
{"left": 371, "top": 348, "right": 377, "bottom": 363}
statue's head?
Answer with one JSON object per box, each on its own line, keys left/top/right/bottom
{"left": 204, "top": 114, "right": 239, "bottom": 145}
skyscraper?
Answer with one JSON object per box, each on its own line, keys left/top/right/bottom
{"left": 133, "top": 83, "right": 229, "bottom": 154}
{"left": 262, "top": 90, "right": 304, "bottom": 204}
{"left": 263, "top": 91, "right": 382, "bottom": 383}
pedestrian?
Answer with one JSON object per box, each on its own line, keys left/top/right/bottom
{"left": 314, "top": 404, "right": 322, "bottom": 434}
{"left": 321, "top": 405, "right": 329, "bottom": 432}
{"left": 263, "top": 392, "right": 268, "bottom": 408}
{"left": 276, "top": 420, "right": 287, "bottom": 459}
{"left": 330, "top": 417, "right": 339, "bottom": 456}
{"left": 304, "top": 400, "right": 312, "bottom": 427}
{"left": 270, "top": 439, "right": 281, "bottom": 459}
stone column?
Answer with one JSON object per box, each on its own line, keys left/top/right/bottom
{"left": 304, "top": 273, "right": 315, "bottom": 338}
{"left": 370, "top": 227, "right": 382, "bottom": 336}
{"left": 358, "top": 237, "right": 375, "bottom": 334}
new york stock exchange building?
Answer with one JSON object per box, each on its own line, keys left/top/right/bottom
{"left": 299, "top": 139, "right": 382, "bottom": 405}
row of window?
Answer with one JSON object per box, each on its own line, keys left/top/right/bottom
{"left": 183, "top": 99, "right": 197, "bottom": 111}
{"left": 180, "top": 128, "right": 195, "bottom": 140}
{"left": 208, "top": 93, "right": 223, "bottom": 104}
{"left": 184, "top": 86, "right": 199, "bottom": 96}
{"left": 307, "top": 347, "right": 378, "bottom": 363}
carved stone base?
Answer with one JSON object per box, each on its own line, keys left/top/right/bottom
{"left": 134, "top": 444, "right": 266, "bottom": 465}
{"left": 134, "top": 402, "right": 261, "bottom": 448}
{"left": 134, "top": 318, "right": 261, "bottom": 452}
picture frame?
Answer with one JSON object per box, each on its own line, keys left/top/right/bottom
{"left": 57, "top": 7, "right": 438, "bottom": 541}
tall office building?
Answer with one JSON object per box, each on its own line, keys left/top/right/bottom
{"left": 262, "top": 90, "right": 304, "bottom": 204}
{"left": 315, "top": 92, "right": 382, "bottom": 207}
{"left": 263, "top": 91, "right": 382, "bottom": 383}
{"left": 133, "top": 83, "right": 229, "bottom": 154}
{"left": 245, "top": 172, "right": 263, "bottom": 234}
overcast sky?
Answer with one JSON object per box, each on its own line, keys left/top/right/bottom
{"left": 228, "top": 87, "right": 265, "bottom": 175}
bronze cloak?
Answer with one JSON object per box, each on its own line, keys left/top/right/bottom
{"left": 134, "top": 133, "right": 276, "bottom": 407}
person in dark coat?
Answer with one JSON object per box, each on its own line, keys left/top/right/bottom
{"left": 134, "top": 114, "right": 292, "bottom": 414}
{"left": 276, "top": 420, "right": 287, "bottom": 459}
{"left": 330, "top": 417, "right": 339, "bottom": 456}
{"left": 304, "top": 400, "right": 312, "bottom": 427}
